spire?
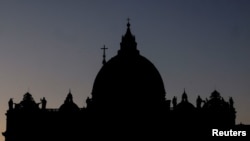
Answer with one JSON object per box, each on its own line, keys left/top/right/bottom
{"left": 66, "top": 90, "right": 73, "bottom": 103}
{"left": 101, "top": 45, "right": 108, "bottom": 65}
{"left": 127, "top": 18, "right": 130, "bottom": 27}
{"left": 125, "top": 18, "right": 132, "bottom": 37}
{"left": 119, "top": 18, "right": 138, "bottom": 56}
{"left": 182, "top": 88, "right": 188, "bottom": 102}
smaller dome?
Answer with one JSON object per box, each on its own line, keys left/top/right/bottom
{"left": 174, "top": 90, "right": 195, "bottom": 111}
{"left": 17, "top": 92, "right": 40, "bottom": 111}
{"left": 210, "top": 90, "right": 221, "bottom": 99}
{"left": 59, "top": 91, "right": 80, "bottom": 112}
{"left": 203, "top": 90, "right": 229, "bottom": 111}
{"left": 202, "top": 90, "right": 236, "bottom": 127}
{"left": 175, "top": 101, "right": 195, "bottom": 111}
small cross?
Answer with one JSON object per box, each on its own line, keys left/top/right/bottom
{"left": 101, "top": 45, "right": 108, "bottom": 57}
{"left": 101, "top": 45, "right": 108, "bottom": 65}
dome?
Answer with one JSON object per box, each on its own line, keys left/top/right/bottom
{"left": 202, "top": 90, "right": 236, "bottom": 127}
{"left": 175, "top": 101, "right": 195, "bottom": 111}
{"left": 59, "top": 91, "right": 80, "bottom": 112}
{"left": 91, "top": 21, "right": 166, "bottom": 110}
{"left": 17, "top": 92, "right": 40, "bottom": 111}
{"left": 203, "top": 90, "right": 229, "bottom": 111}
{"left": 174, "top": 91, "right": 195, "bottom": 111}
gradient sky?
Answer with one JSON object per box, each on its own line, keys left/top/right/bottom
{"left": 0, "top": 0, "right": 250, "bottom": 140}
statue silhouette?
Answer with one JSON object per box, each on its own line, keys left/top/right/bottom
{"left": 8, "top": 98, "right": 13, "bottom": 110}
{"left": 40, "top": 97, "right": 47, "bottom": 110}
{"left": 196, "top": 95, "right": 202, "bottom": 108}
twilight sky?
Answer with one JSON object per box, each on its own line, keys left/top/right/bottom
{"left": 0, "top": 0, "right": 250, "bottom": 140}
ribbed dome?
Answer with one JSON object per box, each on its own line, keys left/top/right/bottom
{"left": 91, "top": 21, "right": 166, "bottom": 110}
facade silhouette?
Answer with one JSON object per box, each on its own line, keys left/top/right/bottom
{"left": 2, "top": 21, "right": 248, "bottom": 140}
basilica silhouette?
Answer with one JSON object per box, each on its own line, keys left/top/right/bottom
{"left": 3, "top": 21, "right": 246, "bottom": 140}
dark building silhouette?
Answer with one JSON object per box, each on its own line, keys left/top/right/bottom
{"left": 3, "top": 21, "right": 248, "bottom": 140}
